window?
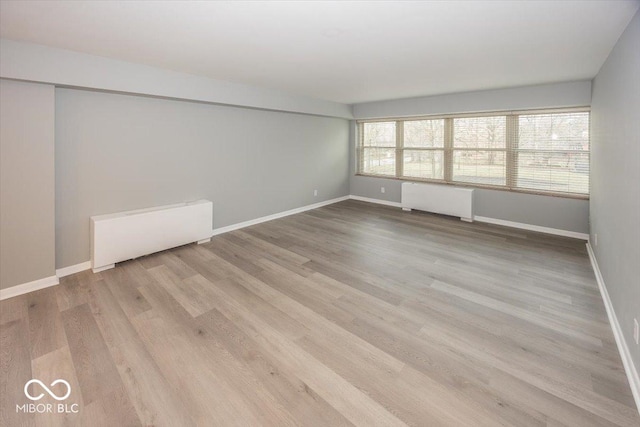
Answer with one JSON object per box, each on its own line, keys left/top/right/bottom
{"left": 453, "top": 116, "right": 506, "bottom": 186}
{"left": 357, "top": 108, "right": 590, "bottom": 197}
{"left": 360, "top": 122, "right": 396, "bottom": 176}
{"left": 515, "top": 112, "right": 589, "bottom": 194}
{"left": 402, "top": 119, "right": 445, "bottom": 180}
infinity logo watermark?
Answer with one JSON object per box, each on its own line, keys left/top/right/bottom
{"left": 24, "top": 379, "right": 71, "bottom": 401}
{"left": 17, "top": 379, "right": 79, "bottom": 414}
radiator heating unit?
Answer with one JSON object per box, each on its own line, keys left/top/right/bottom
{"left": 90, "top": 200, "right": 213, "bottom": 272}
{"left": 401, "top": 182, "right": 474, "bottom": 222}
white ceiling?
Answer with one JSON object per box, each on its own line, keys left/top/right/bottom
{"left": 1, "top": 1, "right": 638, "bottom": 104}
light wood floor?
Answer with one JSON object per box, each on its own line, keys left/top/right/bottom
{"left": 1, "top": 200, "right": 638, "bottom": 426}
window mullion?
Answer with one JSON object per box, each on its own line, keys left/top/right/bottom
{"left": 357, "top": 122, "right": 364, "bottom": 174}
{"left": 506, "top": 115, "right": 518, "bottom": 189}
{"left": 444, "top": 118, "right": 453, "bottom": 182}
{"left": 396, "top": 121, "right": 404, "bottom": 178}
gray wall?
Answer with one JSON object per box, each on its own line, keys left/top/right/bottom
{"left": 349, "top": 82, "right": 591, "bottom": 234}
{"left": 0, "top": 39, "right": 353, "bottom": 119}
{"left": 590, "top": 11, "right": 640, "bottom": 366}
{"left": 0, "top": 79, "right": 56, "bottom": 289}
{"left": 55, "top": 88, "right": 349, "bottom": 268}
{"left": 353, "top": 81, "right": 592, "bottom": 119}
{"left": 350, "top": 173, "right": 589, "bottom": 233}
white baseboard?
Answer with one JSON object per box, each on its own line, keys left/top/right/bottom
{"left": 348, "top": 195, "right": 588, "bottom": 240}
{"left": 0, "top": 196, "right": 590, "bottom": 302}
{"left": 1, "top": 261, "right": 93, "bottom": 300}
{"left": 349, "top": 195, "right": 402, "bottom": 208}
{"left": 56, "top": 261, "right": 92, "bottom": 278}
{"left": 1, "top": 260, "right": 93, "bottom": 300}
{"left": 586, "top": 242, "right": 640, "bottom": 414}
{"left": 93, "top": 264, "right": 115, "bottom": 273}
{"left": 474, "top": 215, "right": 589, "bottom": 240}
{"left": 0, "top": 275, "right": 59, "bottom": 301}
{"left": 1, "top": 197, "right": 351, "bottom": 301}
{"left": 211, "top": 195, "right": 350, "bottom": 237}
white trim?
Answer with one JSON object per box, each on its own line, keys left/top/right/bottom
{"left": 211, "top": 196, "right": 350, "bottom": 237}
{"left": 2, "top": 196, "right": 351, "bottom": 299}
{"left": 348, "top": 195, "right": 402, "bottom": 208}
{"left": 348, "top": 196, "right": 589, "bottom": 240}
{"left": 473, "top": 216, "right": 589, "bottom": 240}
{"left": 0, "top": 197, "right": 590, "bottom": 302}
{"left": 56, "top": 261, "right": 91, "bottom": 278}
{"left": 1, "top": 262, "right": 93, "bottom": 301}
{"left": 586, "top": 242, "right": 640, "bottom": 414}
{"left": 92, "top": 264, "right": 115, "bottom": 274}
{"left": 0, "top": 275, "right": 59, "bottom": 301}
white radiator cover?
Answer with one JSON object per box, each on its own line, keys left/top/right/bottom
{"left": 90, "top": 200, "right": 213, "bottom": 272}
{"left": 401, "top": 182, "right": 474, "bottom": 222}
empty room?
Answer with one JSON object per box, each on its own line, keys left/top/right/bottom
{"left": 1, "top": 1, "right": 639, "bottom": 425}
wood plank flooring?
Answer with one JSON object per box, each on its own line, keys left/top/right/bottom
{"left": 1, "top": 200, "right": 638, "bottom": 426}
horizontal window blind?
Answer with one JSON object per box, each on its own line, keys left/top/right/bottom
{"left": 452, "top": 116, "right": 506, "bottom": 186}
{"left": 513, "top": 112, "right": 589, "bottom": 194}
{"left": 361, "top": 121, "right": 396, "bottom": 176}
{"left": 357, "top": 108, "right": 590, "bottom": 198}
{"left": 402, "top": 119, "right": 445, "bottom": 180}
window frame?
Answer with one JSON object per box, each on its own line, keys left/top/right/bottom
{"left": 356, "top": 107, "right": 590, "bottom": 199}
{"left": 359, "top": 121, "right": 398, "bottom": 177}
{"left": 399, "top": 118, "right": 446, "bottom": 180}
{"left": 450, "top": 115, "right": 508, "bottom": 187}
